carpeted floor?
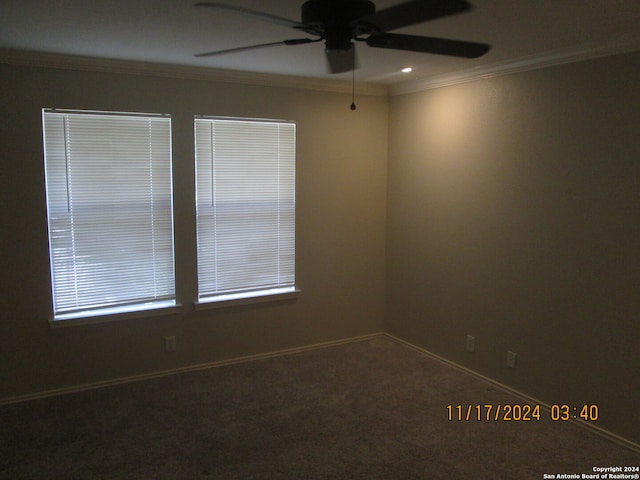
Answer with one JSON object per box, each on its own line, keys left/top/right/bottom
{"left": 1, "top": 336, "right": 638, "bottom": 479}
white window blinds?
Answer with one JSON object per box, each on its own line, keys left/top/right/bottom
{"left": 194, "top": 117, "right": 296, "bottom": 302}
{"left": 42, "top": 109, "right": 176, "bottom": 320}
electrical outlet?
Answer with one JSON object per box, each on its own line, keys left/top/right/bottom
{"left": 507, "top": 351, "right": 516, "bottom": 368}
{"left": 466, "top": 335, "right": 475, "bottom": 353}
{"left": 165, "top": 336, "right": 176, "bottom": 352}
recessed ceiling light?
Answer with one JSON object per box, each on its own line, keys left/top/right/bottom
{"left": 401, "top": 67, "right": 413, "bottom": 73}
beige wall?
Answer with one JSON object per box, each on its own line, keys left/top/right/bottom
{"left": 1, "top": 50, "right": 638, "bottom": 446}
{"left": 0, "top": 62, "right": 388, "bottom": 398}
{"left": 386, "top": 52, "right": 640, "bottom": 443}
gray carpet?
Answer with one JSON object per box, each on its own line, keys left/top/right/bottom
{"left": 1, "top": 336, "right": 638, "bottom": 479}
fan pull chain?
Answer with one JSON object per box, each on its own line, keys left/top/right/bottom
{"left": 350, "top": 59, "right": 357, "bottom": 111}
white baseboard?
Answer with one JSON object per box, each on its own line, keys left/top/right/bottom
{"left": 383, "top": 333, "right": 640, "bottom": 454}
{"left": 0, "top": 332, "right": 384, "bottom": 407}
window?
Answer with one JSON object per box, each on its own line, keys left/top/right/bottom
{"left": 194, "top": 117, "right": 296, "bottom": 304}
{"left": 42, "top": 109, "right": 176, "bottom": 321}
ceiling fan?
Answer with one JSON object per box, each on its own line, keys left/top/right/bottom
{"left": 194, "top": 0, "right": 491, "bottom": 74}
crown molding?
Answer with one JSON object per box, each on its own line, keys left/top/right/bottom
{"left": 0, "top": 48, "right": 388, "bottom": 97}
{"left": 3, "top": 36, "right": 638, "bottom": 99}
{"left": 390, "top": 35, "right": 640, "bottom": 96}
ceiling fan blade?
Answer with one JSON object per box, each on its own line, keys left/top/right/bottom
{"left": 366, "top": 33, "right": 490, "bottom": 58}
{"left": 325, "top": 46, "right": 357, "bottom": 74}
{"left": 195, "top": 38, "right": 316, "bottom": 58}
{"left": 362, "top": 0, "right": 472, "bottom": 32}
{"left": 194, "top": 2, "right": 304, "bottom": 29}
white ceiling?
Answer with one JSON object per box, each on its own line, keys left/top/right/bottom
{"left": 1, "top": 0, "right": 639, "bottom": 87}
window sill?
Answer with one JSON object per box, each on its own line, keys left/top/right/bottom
{"left": 195, "top": 288, "right": 300, "bottom": 311}
{"left": 49, "top": 303, "right": 182, "bottom": 328}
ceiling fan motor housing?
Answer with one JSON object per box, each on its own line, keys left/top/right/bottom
{"left": 301, "top": 0, "right": 376, "bottom": 51}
